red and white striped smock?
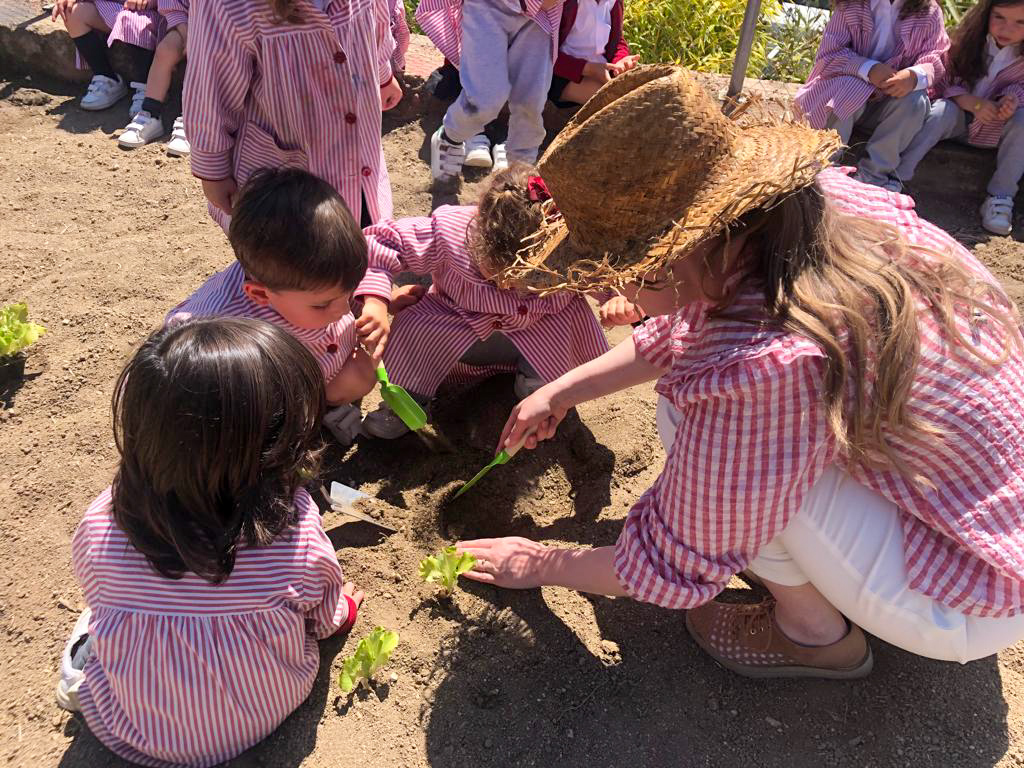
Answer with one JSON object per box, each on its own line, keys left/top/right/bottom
{"left": 158, "top": 0, "right": 188, "bottom": 30}
{"left": 615, "top": 167, "right": 1024, "bottom": 618}
{"left": 364, "top": 205, "right": 609, "bottom": 397}
{"left": 72, "top": 487, "right": 352, "bottom": 767}
{"left": 414, "top": 0, "right": 562, "bottom": 68}
{"left": 74, "top": 0, "right": 166, "bottom": 70}
{"left": 932, "top": 54, "right": 1024, "bottom": 148}
{"left": 793, "top": 0, "right": 949, "bottom": 129}
{"left": 182, "top": 0, "right": 396, "bottom": 230}
{"left": 165, "top": 261, "right": 393, "bottom": 384}
{"left": 390, "top": 0, "right": 410, "bottom": 72}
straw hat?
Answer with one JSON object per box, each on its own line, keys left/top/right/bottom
{"left": 499, "top": 65, "right": 842, "bottom": 294}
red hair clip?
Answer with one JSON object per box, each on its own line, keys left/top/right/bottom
{"left": 527, "top": 175, "right": 551, "bottom": 203}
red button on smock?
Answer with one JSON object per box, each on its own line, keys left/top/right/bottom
{"left": 333, "top": 50, "right": 346, "bottom": 65}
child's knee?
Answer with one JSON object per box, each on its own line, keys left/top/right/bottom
{"left": 156, "top": 31, "right": 185, "bottom": 62}
{"left": 901, "top": 89, "right": 930, "bottom": 119}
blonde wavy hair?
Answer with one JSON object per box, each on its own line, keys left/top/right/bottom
{"left": 713, "top": 182, "right": 1021, "bottom": 481}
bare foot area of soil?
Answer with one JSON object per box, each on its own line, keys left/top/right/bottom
{"left": 2, "top": 75, "right": 1024, "bottom": 768}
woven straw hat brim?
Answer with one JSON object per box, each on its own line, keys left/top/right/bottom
{"left": 503, "top": 119, "right": 842, "bottom": 296}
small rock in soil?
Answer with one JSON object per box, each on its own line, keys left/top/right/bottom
{"left": 10, "top": 89, "right": 52, "bottom": 107}
{"left": 765, "top": 716, "right": 783, "bottom": 729}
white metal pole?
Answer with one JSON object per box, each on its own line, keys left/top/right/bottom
{"left": 725, "top": 0, "right": 763, "bottom": 111}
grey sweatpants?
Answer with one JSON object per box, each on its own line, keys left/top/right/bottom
{"left": 895, "top": 99, "right": 1024, "bottom": 198}
{"left": 828, "top": 91, "right": 930, "bottom": 185}
{"left": 442, "top": 0, "right": 552, "bottom": 163}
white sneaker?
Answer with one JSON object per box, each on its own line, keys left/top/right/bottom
{"left": 492, "top": 142, "right": 509, "bottom": 171}
{"left": 56, "top": 609, "right": 92, "bottom": 713}
{"left": 361, "top": 403, "right": 411, "bottom": 439}
{"left": 981, "top": 196, "right": 1014, "bottom": 235}
{"left": 166, "top": 116, "right": 191, "bottom": 157}
{"left": 464, "top": 133, "right": 492, "bottom": 168}
{"left": 430, "top": 126, "right": 465, "bottom": 182}
{"left": 118, "top": 111, "right": 165, "bottom": 148}
{"left": 128, "top": 82, "right": 147, "bottom": 119}
{"left": 513, "top": 370, "right": 544, "bottom": 400}
{"left": 323, "top": 404, "right": 363, "bottom": 446}
{"left": 80, "top": 74, "right": 127, "bottom": 111}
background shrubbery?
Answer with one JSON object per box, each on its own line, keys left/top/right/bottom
{"left": 403, "top": 0, "right": 982, "bottom": 85}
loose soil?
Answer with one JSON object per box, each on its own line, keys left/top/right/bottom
{"left": 2, "top": 73, "right": 1024, "bottom": 768}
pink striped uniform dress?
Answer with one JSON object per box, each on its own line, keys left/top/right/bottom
{"left": 74, "top": 0, "right": 166, "bottom": 70}
{"left": 932, "top": 55, "right": 1024, "bottom": 148}
{"left": 794, "top": 0, "right": 949, "bottom": 129}
{"left": 72, "top": 487, "right": 352, "bottom": 767}
{"left": 165, "top": 261, "right": 393, "bottom": 384}
{"left": 615, "top": 167, "right": 1024, "bottom": 618}
{"left": 183, "top": 0, "right": 396, "bottom": 230}
{"left": 415, "top": 0, "right": 561, "bottom": 67}
{"left": 364, "top": 205, "right": 609, "bottom": 397}
{"left": 390, "top": 0, "right": 410, "bottom": 72}
{"left": 157, "top": 0, "right": 188, "bottom": 30}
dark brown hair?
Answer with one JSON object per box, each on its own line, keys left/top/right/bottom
{"left": 834, "top": 0, "right": 933, "bottom": 18}
{"left": 268, "top": 0, "right": 303, "bottom": 22}
{"left": 949, "top": 0, "right": 1024, "bottom": 86}
{"left": 470, "top": 164, "right": 546, "bottom": 277}
{"left": 111, "top": 317, "right": 326, "bottom": 583}
{"left": 228, "top": 167, "right": 368, "bottom": 292}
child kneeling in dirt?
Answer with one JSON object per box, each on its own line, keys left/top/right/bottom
{"left": 56, "top": 317, "right": 364, "bottom": 766}
{"left": 358, "top": 165, "right": 611, "bottom": 439}
{"left": 165, "top": 167, "right": 395, "bottom": 445}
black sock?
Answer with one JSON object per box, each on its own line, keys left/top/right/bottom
{"left": 72, "top": 31, "right": 115, "bottom": 79}
{"left": 441, "top": 128, "right": 460, "bottom": 145}
{"left": 141, "top": 97, "right": 164, "bottom": 118}
{"left": 125, "top": 44, "right": 155, "bottom": 84}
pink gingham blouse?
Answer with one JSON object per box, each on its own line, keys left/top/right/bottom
{"left": 794, "top": 0, "right": 949, "bottom": 128}
{"left": 72, "top": 487, "right": 352, "bottom": 767}
{"left": 933, "top": 54, "right": 1024, "bottom": 148}
{"left": 183, "top": 0, "right": 396, "bottom": 229}
{"left": 415, "top": 0, "right": 562, "bottom": 68}
{"left": 615, "top": 168, "right": 1024, "bottom": 618}
{"left": 165, "top": 261, "right": 393, "bottom": 384}
{"left": 364, "top": 206, "right": 609, "bottom": 397}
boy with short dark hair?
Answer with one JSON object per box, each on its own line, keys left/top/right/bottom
{"left": 167, "top": 167, "right": 393, "bottom": 444}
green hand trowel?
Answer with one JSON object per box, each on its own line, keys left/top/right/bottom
{"left": 377, "top": 363, "right": 427, "bottom": 431}
{"left": 451, "top": 435, "right": 528, "bottom": 500}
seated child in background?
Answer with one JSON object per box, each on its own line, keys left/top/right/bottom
{"left": 550, "top": 0, "right": 639, "bottom": 107}
{"left": 793, "top": 0, "right": 949, "bottom": 190}
{"left": 51, "top": 0, "right": 166, "bottom": 117}
{"left": 56, "top": 317, "right": 364, "bottom": 767}
{"left": 895, "top": 0, "right": 1024, "bottom": 234}
{"left": 166, "top": 167, "right": 394, "bottom": 445}
{"left": 391, "top": 0, "right": 410, "bottom": 76}
{"left": 118, "top": 0, "right": 190, "bottom": 155}
{"left": 417, "top": 0, "right": 564, "bottom": 181}
{"left": 358, "top": 165, "right": 610, "bottom": 439}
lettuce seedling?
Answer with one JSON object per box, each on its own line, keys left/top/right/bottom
{"left": 0, "top": 304, "right": 45, "bottom": 358}
{"left": 339, "top": 627, "right": 399, "bottom": 694}
{"left": 418, "top": 546, "right": 476, "bottom": 596}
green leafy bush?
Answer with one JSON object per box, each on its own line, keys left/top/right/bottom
{"left": 763, "top": 5, "right": 826, "bottom": 83}
{"left": 339, "top": 627, "right": 400, "bottom": 694}
{"left": 0, "top": 303, "right": 45, "bottom": 358}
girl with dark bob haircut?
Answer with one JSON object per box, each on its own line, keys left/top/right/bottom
{"left": 57, "top": 317, "right": 364, "bottom": 767}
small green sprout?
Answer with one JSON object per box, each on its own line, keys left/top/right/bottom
{"left": 418, "top": 546, "right": 476, "bottom": 596}
{"left": 0, "top": 303, "right": 45, "bottom": 358}
{"left": 339, "top": 627, "right": 399, "bottom": 694}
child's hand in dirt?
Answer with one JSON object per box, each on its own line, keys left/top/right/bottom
{"left": 355, "top": 296, "right": 391, "bottom": 362}
{"left": 201, "top": 176, "right": 238, "bottom": 215}
{"left": 610, "top": 55, "right": 640, "bottom": 77}
{"left": 390, "top": 283, "right": 426, "bottom": 313}
{"left": 343, "top": 581, "right": 365, "bottom": 608}
{"left": 997, "top": 93, "right": 1019, "bottom": 121}
{"left": 880, "top": 68, "right": 916, "bottom": 99}
{"left": 380, "top": 76, "right": 403, "bottom": 111}
{"left": 51, "top": 0, "right": 78, "bottom": 22}
{"left": 973, "top": 98, "right": 1001, "bottom": 123}
{"left": 599, "top": 295, "right": 642, "bottom": 328}
{"left": 583, "top": 60, "right": 614, "bottom": 82}
{"left": 867, "top": 61, "right": 897, "bottom": 88}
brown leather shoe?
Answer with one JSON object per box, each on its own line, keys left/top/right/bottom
{"left": 685, "top": 598, "right": 874, "bottom": 679}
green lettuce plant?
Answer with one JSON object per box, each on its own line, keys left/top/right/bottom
{"left": 419, "top": 546, "right": 476, "bottom": 596}
{"left": 0, "top": 304, "right": 45, "bottom": 358}
{"left": 339, "top": 627, "right": 399, "bottom": 694}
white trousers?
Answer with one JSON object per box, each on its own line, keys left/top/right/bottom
{"left": 656, "top": 397, "right": 1024, "bottom": 662}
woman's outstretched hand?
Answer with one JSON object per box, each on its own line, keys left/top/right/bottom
{"left": 498, "top": 383, "right": 568, "bottom": 454}
{"left": 456, "top": 537, "right": 551, "bottom": 588}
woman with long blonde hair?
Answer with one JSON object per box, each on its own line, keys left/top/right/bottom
{"left": 457, "top": 66, "right": 1024, "bottom": 678}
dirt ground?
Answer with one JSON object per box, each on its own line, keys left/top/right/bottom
{"left": 3, "top": 71, "right": 1024, "bottom": 768}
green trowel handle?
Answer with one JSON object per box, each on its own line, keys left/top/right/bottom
{"left": 376, "top": 364, "right": 390, "bottom": 386}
